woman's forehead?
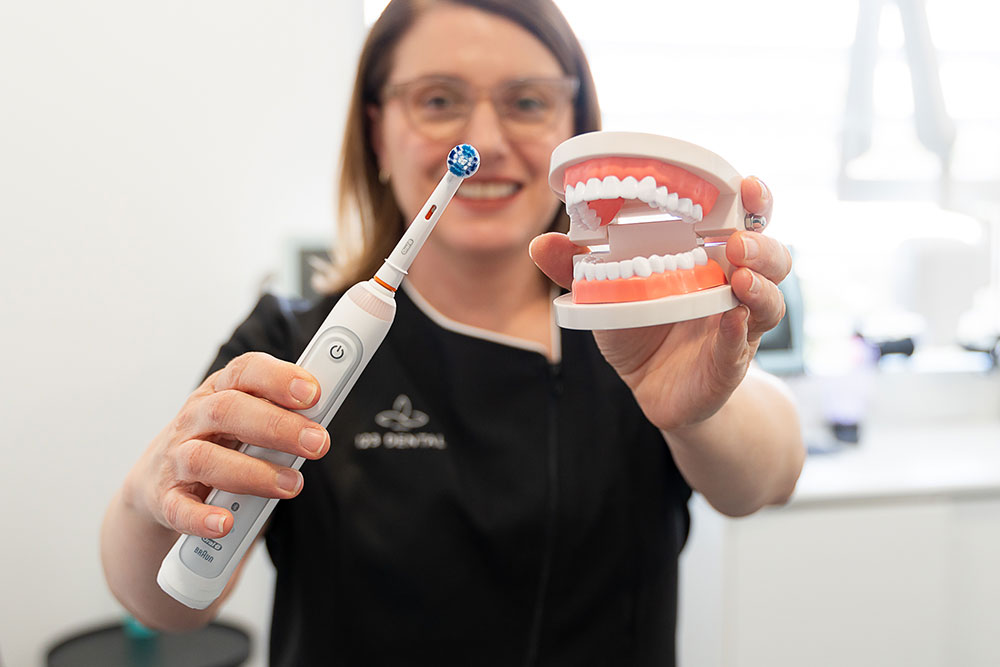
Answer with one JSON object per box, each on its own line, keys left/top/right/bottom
{"left": 388, "top": 5, "right": 565, "bottom": 82}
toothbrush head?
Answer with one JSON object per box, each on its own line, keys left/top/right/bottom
{"left": 447, "top": 144, "right": 480, "bottom": 178}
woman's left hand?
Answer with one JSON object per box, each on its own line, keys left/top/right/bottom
{"left": 530, "top": 176, "right": 790, "bottom": 433}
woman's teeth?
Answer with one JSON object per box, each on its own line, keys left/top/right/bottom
{"left": 564, "top": 175, "right": 703, "bottom": 228}
{"left": 573, "top": 247, "right": 708, "bottom": 282}
{"left": 458, "top": 182, "right": 519, "bottom": 200}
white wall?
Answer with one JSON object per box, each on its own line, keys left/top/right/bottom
{"left": 0, "top": 2, "right": 363, "bottom": 665}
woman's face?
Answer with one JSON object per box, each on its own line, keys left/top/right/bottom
{"left": 371, "top": 4, "right": 575, "bottom": 262}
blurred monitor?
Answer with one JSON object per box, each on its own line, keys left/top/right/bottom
{"left": 755, "top": 254, "right": 805, "bottom": 375}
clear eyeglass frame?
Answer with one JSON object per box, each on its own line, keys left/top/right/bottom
{"left": 381, "top": 75, "right": 579, "bottom": 142}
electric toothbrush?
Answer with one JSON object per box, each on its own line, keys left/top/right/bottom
{"left": 157, "top": 144, "right": 480, "bottom": 609}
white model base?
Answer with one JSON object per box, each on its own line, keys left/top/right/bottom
{"left": 554, "top": 285, "right": 740, "bottom": 330}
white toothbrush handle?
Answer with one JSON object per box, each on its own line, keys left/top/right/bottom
{"left": 157, "top": 281, "right": 395, "bottom": 609}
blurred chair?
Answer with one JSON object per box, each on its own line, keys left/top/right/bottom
{"left": 891, "top": 236, "right": 991, "bottom": 346}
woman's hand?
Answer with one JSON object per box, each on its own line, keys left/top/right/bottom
{"left": 530, "top": 176, "right": 790, "bottom": 433}
{"left": 124, "top": 352, "right": 330, "bottom": 539}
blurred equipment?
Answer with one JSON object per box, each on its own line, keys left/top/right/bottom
{"left": 840, "top": 0, "right": 955, "bottom": 202}
{"left": 957, "top": 287, "right": 1000, "bottom": 366}
{"left": 855, "top": 308, "right": 925, "bottom": 359}
{"left": 756, "top": 253, "right": 805, "bottom": 375}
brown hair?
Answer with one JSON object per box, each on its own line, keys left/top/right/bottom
{"left": 313, "top": 0, "right": 601, "bottom": 294}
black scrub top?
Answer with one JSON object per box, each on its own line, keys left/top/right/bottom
{"left": 206, "top": 285, "right": 691, "bottom": 667}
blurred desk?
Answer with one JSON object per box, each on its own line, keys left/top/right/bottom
{"left": 794, "top": 421, "right": 1000, "bottom": 505}
{"left": 680, "top": 419, "right": 1000, "bottom": 667}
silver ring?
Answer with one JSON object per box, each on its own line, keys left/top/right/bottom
{"left": 744, "top": 213, "right": 768, "bottom": 232}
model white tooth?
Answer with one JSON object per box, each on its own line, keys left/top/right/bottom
{"left": 583, "top": 262, "right": 596, "bottom": 281}
{"left": 637, "top": 176, "right": 657, "bottom": 203}
{"left": 605, "top": 260, "right": 621, "bottom": 281}
{"left": 691, "top": 204, "right": 703, "bottom": 222}
{"left": 692, "top": 247, "right": 708, "bottom": 265}
{"left": 594, "top": 262, "right": 608, "bottom": 281}
{"left": 676, "top": 198, "right": 693, "bottom": 218}
{"left": 649, "top": 254, "right": 665, "bottom": 273}
{"left": 573, "top": 181, "right": 587, "bottom": 205}
{"left": 564, "top": 184, "right": 575, "bottom": 206}
{"left": 573, "top": 261, "right": 585, "bottom": 281}
{"left": 567, "top": 205, "right": 583, "bottom": 227}
{"left": 665, "top": 191, "right": 678, "bottom": 211}
{"left": 654, "top": 187, "right": 670, "bottom": 210}
{"left": 583, "top": 178, "right": 602, "bottom": 202}
{"left": 677, "top": 251, "right": 695, "bottom": 270}
{"left": 601, "top": 175, "right": 622, "bottom": 200}
{"left": 661, "top": 253, "right": 677, "bottom": 272}
{"left": 619, "top": 259, "right": 634, "bottom": 279}
{"left": 620, "top": 176, "right": 639, "bottom": 200}
{"left": 632, "top": 255, "right": 652, "bottom": 278}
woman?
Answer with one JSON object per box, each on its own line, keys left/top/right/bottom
{"left": 102, "top": 1, "right": 804, "bottom": 665}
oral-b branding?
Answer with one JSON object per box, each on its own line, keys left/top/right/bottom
{"left": 201, "top": 538, "right": 223, "bottom": 551}
{"left": 355, "top": 394, "right": 446, "bottom": 450}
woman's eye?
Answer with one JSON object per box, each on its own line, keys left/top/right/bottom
{"left": 515, "top": 96, "right": 545, "bottom": 111}
{"left": 416, "top": 89, "right": 461, "bottom": 112}
{"left": 424, "top": 95, "right": 451, "bottom": 109}
{"left": 506, "top": 88, "right": 553, "bottom": 117}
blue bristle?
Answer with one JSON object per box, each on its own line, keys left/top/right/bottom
{"left": 447, "top": 144, "right": 480, "bottom": 178}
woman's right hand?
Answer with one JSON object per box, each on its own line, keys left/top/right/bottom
{"left": 124, "top": 351, "right": 330, "bottom": 540}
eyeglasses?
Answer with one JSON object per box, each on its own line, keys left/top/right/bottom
{"left": 381, "top": 75, "right": 579, "bottom": 142}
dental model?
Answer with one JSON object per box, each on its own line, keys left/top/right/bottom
{"left": 548, "top": 131, "right": 759, "bottom": 329}
{"left": 157, "top": 144, "right": 480, "bottom": 609}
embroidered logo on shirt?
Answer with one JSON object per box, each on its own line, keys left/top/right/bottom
{"left": 355, "top": 394, "right": 446, "bottom": 450}
{"left": 375, "top": 395, "right": 429, "bottom": 431}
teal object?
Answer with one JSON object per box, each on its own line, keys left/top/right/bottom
{"left": 122, "top": 614, "right": 158, "bottom": 640}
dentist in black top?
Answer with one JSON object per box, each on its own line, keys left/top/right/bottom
{"left": 102, "top": 1, "right": 804, "bottom": 665}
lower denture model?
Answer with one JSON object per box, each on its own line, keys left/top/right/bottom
{"left": 548, "top": 131, "right": 757, "bottom": 329}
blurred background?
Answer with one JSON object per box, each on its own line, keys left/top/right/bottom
{"left": 1, "top": 0, "right": 998, "bottom": 665}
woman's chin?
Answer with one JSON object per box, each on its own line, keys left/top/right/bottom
{"left": 435, "top": 226, "right": 541, "bottom": 259}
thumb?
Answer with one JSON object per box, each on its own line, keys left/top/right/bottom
{"left": 529, "top": 232, "right": 586, "bottom": 289}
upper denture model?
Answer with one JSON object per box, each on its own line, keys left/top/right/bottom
{"left": 548, "top": 131, "right": 752, "bottom": 330}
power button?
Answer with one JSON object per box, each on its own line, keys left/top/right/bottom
{"left": 296, "top": 326, "right": 364, "bottom": 423}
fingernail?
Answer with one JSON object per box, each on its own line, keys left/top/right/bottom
{"left": 747, "top": 271, "right": 761, "bottom": 294}
{"left": 300, "top": 427, "right": 327, "bottom": 455}
{"left": 289, "top": 378, "right": 318, "bottom": 405}
{"left": 757, "top": 179, "right": 771, "bottom": 202}
{"left": 743, "top": 235, "right": 759, "bottom": 260}
{"left": 277, "top": 469, "right": 303, "bottom": 493}
{"left": 205, "top": 513, "right": 226, "bottom": 534}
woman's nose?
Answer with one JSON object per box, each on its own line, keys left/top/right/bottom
{"left": 462, "top": 98, "right": 510, "bottom": 157}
